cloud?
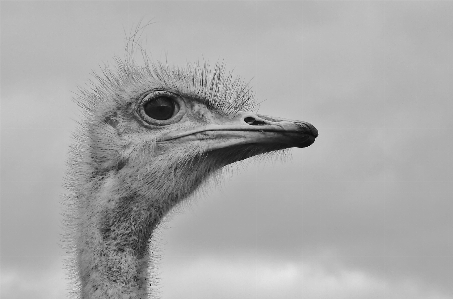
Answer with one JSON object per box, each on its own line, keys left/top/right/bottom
{"left": 160, "top": 256, "right": 451, "bottom": 299}
{"left": 1, "top": 89, "right": 75, "bottom": 270}
{"left": 0, "top": 259, "right": 67, "bottom": 299}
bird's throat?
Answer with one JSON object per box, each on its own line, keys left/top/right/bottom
{"left": 76, "top": 149, "right": 234, "bottom": 298}
{"left": 77, "top": 173, "right": 164, "bottom": 299}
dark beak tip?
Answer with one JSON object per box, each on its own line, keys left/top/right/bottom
{"left": 311, "top": 126, "right": 319, "bottom": 138}
{"left": 297, "top": 122, "right": 318, "bottom": 138}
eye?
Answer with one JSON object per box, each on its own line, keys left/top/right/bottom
{"left": 144, "top": 96, "right": 176, "bottom": 120}
{"left": 138, "top": 91, "right": 185, "bottom": 126}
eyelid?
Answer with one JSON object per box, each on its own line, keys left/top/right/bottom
{"left": 142, "top": 90, "right": 175, "bottom": 103}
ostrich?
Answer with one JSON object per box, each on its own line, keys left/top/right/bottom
{"left": 64, "top": 44, "right": 318, "bottom": 299}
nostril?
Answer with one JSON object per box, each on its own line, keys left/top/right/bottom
{"left": 244, "top": 116, "right": 267, "bottom": 126}
{"left": 244, "top": 117, "right": 255, "bottom": 124}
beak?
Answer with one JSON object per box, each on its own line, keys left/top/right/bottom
{"left": 158, "top": 111, "right": 318, "bottom": 152}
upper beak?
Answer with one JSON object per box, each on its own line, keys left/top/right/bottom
{"left": 159, "top": 111, "right": 318, "bottom": 151}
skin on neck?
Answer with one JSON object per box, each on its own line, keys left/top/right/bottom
{"left": 76, "top": 148, "right": 220, "bottom": 298}
{"left": 78, "top": 172, "right": 151, "bottom": 298}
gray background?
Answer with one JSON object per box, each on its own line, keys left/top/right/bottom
{"left": 1, "top": 1, "right": 452, "bottom": 299}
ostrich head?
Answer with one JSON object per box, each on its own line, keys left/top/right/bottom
{"left": 67, "top": 56, "right": 317, "bottom": 298}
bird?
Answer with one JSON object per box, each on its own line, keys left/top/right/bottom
{"left": 64, "top": 41, "right": 318, "bottom": 299}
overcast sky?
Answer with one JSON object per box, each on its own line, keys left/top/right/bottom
{"left": 1, "top": 1, "right": 453, "bottom": 299}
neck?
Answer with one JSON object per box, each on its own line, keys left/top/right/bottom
{"left": 74, "top": 151, "right": 217, "bottom": 298}
{"left": 77, "top": 172, "right": 165, "bottom": 299}
{"left": 78, "top": 238, "right": 151, "bottom": 299}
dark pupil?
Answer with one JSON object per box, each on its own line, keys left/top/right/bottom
{"left": 143, "top": 97, "right": 175, "bottom": 120}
